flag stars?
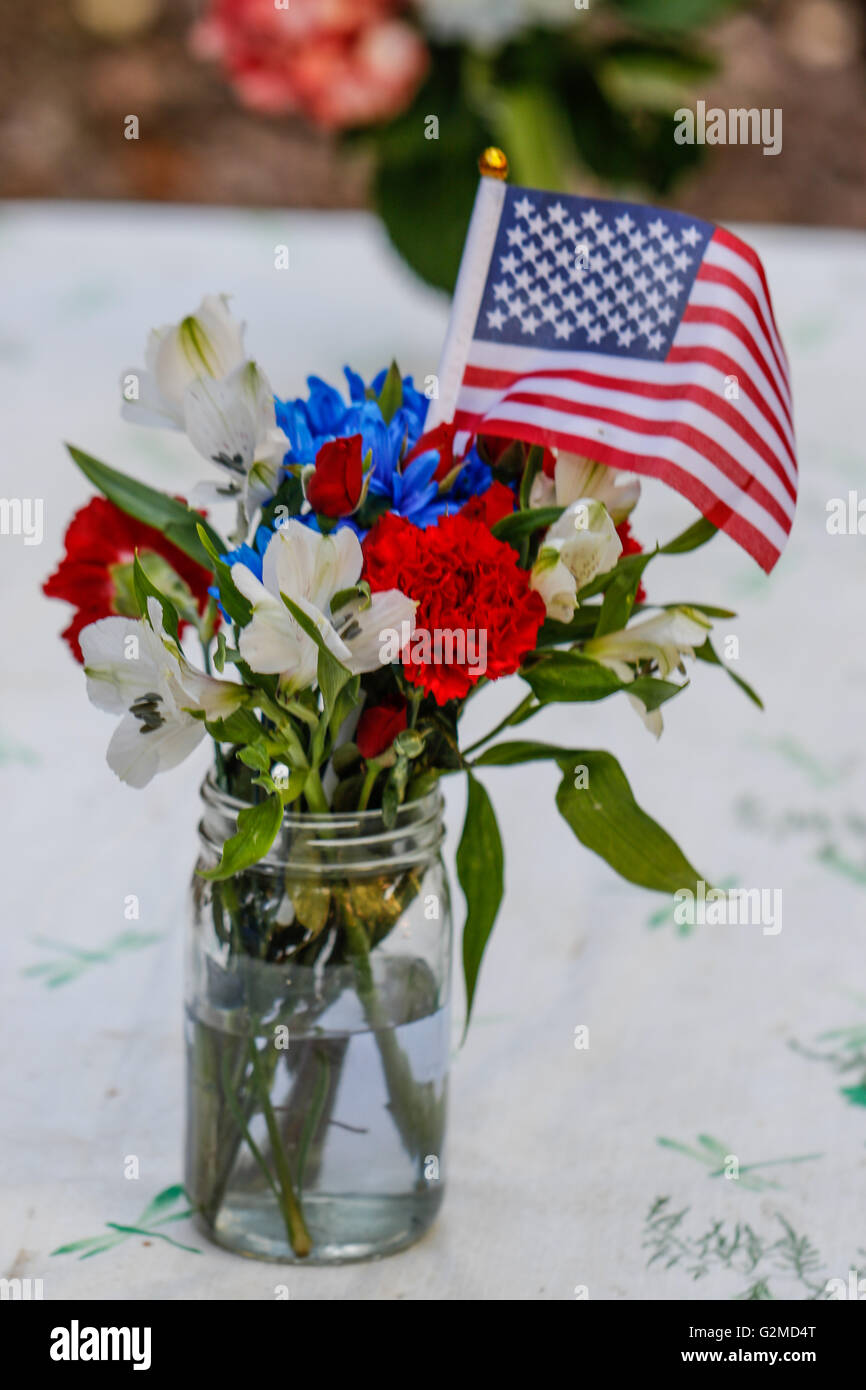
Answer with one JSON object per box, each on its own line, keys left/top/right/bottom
{"left": 521, "top": 312, "right": 541, "bottom": 334}
{"left": 506, "top": 227, "right": 525, "bottom": 248}
{"left": 615, "top": 213, "right": 635, "bottom": 236}
{"left": 681, "top": 225, "right": 702, "bottom": 247}
{"left": 486, "top": 307, "right": 506, "bottom": 331}
{"left": 647, "top": 329, "right": 665, "bottom": 352}
{"left": 617, "top": 327, "right": 636, "bottom": 348}
{"left": 647, "top": 217, "right": 667, "bottom": 240}
{"left": 554, "top": 318, "right": 573, "bottom": 340}
{"left": 586, "top": 323, "right": 604, "bottom": 344}
{"left": 547, "top": 201, "right": 568, "bottom": 225}
{"left": 665, "top": 277, "right": 684, "bottom": 299}
{"left": 673, "top": 251, "right": 692, "bottom": 273}
{"left": 514, "top": 196, "right": 535, "bottom": 220}
{"left": 500, "top": 252, "right": 519, "bottom": 276}
{"left": 581, "top": 207, "right": 602, "bottom": 230}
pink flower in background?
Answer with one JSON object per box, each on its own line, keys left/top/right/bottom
{"left": 192, "top": 0, "right": 429, "bottom": 129}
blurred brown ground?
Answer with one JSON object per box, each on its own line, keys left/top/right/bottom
{"left": 0, "top": 0, "right": 864, "bottom": 228}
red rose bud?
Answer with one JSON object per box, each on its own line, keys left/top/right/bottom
{"left": 306, "top": 434, "right": 364, "bottom": 517}
{"left": 403, "top": 421, "right": 458, "bottom": 482}
{"left": 541, "top": 447, "right": 557, "bottom": 478}
{"left": 356, "top": 697, "right": 408, "bottom": 760}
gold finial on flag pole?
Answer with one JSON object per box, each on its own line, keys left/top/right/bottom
{"left": 478, "top": 147, "right": 508, "bottom": 180}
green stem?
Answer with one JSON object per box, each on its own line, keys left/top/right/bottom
{"left": 303, "top": 767, "right": 330, "bottom": 814}
{"left": 357, "top": 760, "right": 380, "bottom": 812}
{"left": 462, "top": 692, "right": 538, "bottom": 757}
{"left": 248, "top": 1039, "right": 312, "bottom": 1258}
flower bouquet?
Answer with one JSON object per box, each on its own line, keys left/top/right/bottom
{"left": 45, "top": 291, "right": 756, "bottom": 1263}
{"left": 190, "top": 0, "right": 732, "bottom": 289}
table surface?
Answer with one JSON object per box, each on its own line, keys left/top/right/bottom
{"left": 1, "top": 202, "right": 864, "bottom": 1301}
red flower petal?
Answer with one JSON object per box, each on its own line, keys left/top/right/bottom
{"left": 356, "top": 696, "right": 408, "bottom": 760}
{"left": 43, "top": 496, "right": 216, "bottom": 662}
{"left": 362, "top": 510, "right": 545, "bottom": 706}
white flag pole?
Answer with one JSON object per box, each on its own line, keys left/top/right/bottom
{"left": 425, "top": 167, "right": 507, "bottom": 431}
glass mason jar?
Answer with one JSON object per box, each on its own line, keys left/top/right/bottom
{"left": 185, "top": 775, "right": 452, "bottom": 1264}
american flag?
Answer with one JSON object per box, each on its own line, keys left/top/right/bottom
{"left": 429, "top": 180, "right": 797, "bottom": 572}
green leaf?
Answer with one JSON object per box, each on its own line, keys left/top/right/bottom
{"left": 492, "top": 505, "right": 563, "bottom": 545}
{"left": 535, "top": 605, "right": 604, "bottom": 648}
{"left": 456, "top": 773, "right": 504, "bottom": 1036}
{"left": 376, "top": 361, "right": 403, "bottom": 425}
{"left": 554, "top": 750, "right": 705, "bottom": 894}
{"left": 519, "top": 445, "right": 545, "bottom": 510}
{"left": 196, "top": 524, "right": 252, "bottom": 630}
{"left": 132, "top": 553, "right": 180, "bottom": 643}
{"left": 694, "top": 636, "right": 764, "bottom": 710}
{"left": 473, "top": 740, "right": 569, "bottom": 768}
{"left": 204, "top": 707, "right": 262, "bottom": 745}
{"left": 237, "top": 741, "right": 271, "bottom": 776}
{"left": 592, "top": 553, "right": 653, "bottom": 636}
{"left": 473, "top": 741, "right": 706, "bottom": 893}
{"left": 522, "top": 651, "right": 683, "bottom": 712}
{"left": 659, "top": 515, "right": 718, "bottom": 555}
{"left": 67, "top": 446, "right": 226, "bottom": 567}
{"left": 197, "top": 794, "right": 284, "bottom": 881}
{"left": 329, "top": 674, "right": 361, "bottom": 742}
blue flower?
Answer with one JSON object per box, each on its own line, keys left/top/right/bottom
{"left": 271, "top": 367, "right": 497, "bottom": 537}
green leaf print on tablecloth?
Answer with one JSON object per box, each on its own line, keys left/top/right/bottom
{"left": 657, "top": 1134, "right": 822, "bottom": 1191}
{"left": 791, "top": 1008, "right": 866, "bottom": 1110}
{"left": 22, "top": 931, "right": 163, "bottom": 987}
{"left": 644, "top": 1198, "right": 864, "bottom": 1300}
{"left": 52, "top": 1185, "right": 200, "bottom": 1260}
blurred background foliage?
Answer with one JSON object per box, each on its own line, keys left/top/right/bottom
{"left": 1, "top": 0, "right": 864, "bottom": 292}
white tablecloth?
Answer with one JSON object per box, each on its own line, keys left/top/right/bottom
{"left": 1, "top": 202, "right": 864, "bottom": 1300}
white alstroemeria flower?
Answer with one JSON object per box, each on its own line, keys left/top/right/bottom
{"left": 184, "top": 361, "right": 289, "bottom": 514}
{"left": 529, "top": 548, "right": 577, "bottom": 624}
{"left": 584, "top": 606, "right": 713, "bottom": 737}
{"left": 530, "top": 453, "right": 641, "bottom": 525}
{"left": 531, "top": 498, "right": 622, "bottom": 621}
{"left": 80, "top": 597, "right": 243, "bottom": 788}
{"left": 121, "top": 294, "right": 247, "bottom": 430}
{"left": 231, "top": 521, "right": 416, "bottom": 693}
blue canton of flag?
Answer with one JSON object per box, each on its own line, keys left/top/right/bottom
{"left": 476, "top": 188, "right": 713, "bottom": 361}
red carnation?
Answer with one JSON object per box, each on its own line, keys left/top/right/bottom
{"left": 306, "top": 434, "right": 364, "bottom": 517}
{"left": 356, "top": 696, "right": 407, "bottom": 760}
{"left": 460, "top": 481, "right": 515, "bottom": 529}
{"left": 43, "top": 496, "right": 215, "bottom": 663}
{"left": 362, "top": 511, "right": 545, "bottom": 705}
{"left": 403, "top": 421, "right": 458, "bottom": 482}
{"left": 616, "top": 518, "right": 647, "bottom": 603}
